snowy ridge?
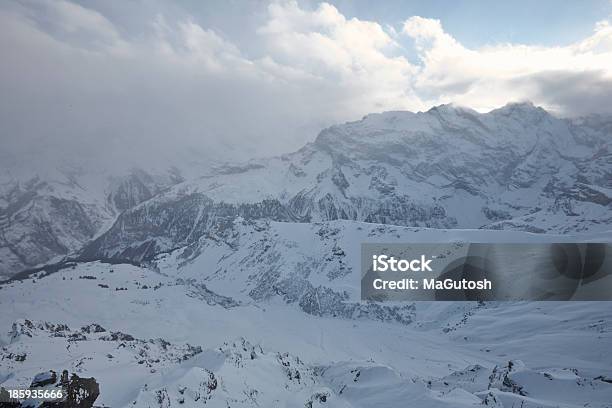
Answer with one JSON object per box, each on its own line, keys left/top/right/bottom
{"left": 2, "top": 103, "right": 611, "bottom": 277}
{"left": 81, "top": 103, "right": 611, "bottom": 266}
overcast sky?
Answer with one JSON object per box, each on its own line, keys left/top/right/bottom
{"left": 1, "top": 0, "right": 612, "bottom": 171}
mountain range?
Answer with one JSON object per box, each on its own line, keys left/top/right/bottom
{"left": 2, "top": 102, "right": 610, "bottom": 278}
{"left": 1, "top": 102, "right": 611, "bottom": 407}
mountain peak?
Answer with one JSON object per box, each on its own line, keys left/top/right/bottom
{"left": 426, "top": 102, "right": 458, "bottom": 113}
{"left": 491, "top": 101, "right": 546, "bottom": 115}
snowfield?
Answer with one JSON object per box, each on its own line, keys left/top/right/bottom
{"left": 1, "top": 223, "right": 611, "bottom": 407}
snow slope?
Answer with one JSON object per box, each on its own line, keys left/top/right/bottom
{"left": 2, "top": 225, "right": 611, "bottom": 407}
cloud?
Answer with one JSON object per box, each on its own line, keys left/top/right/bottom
{"left": 257, "top": 2, "right": 422, "bottom": 112}
{"left": 515, "top": 70, "right": 612, "bottom": 116}
{"left": 0, "top": 1, "right": 425, "bottom": 173}
{"left": 0, "top": 1, "right": 611, "bottom": 175}
{"left": 402, "top": 16, "right": 612, "bottom": 114}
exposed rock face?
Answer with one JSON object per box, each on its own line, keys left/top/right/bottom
{"left": 57, "top": 373, "right": 100, "bottom": 408}
{"left": 80, "top": 195, "right": 293, "bottom": 262}
{"left": 31, "top": 371, "right": 100, "bottom": 408}
{"left": 0, "top": 168, "right": 182, "bottom": 278}
{"left": 0, "top": 179, "right": 101, "bottom": 278}
{"left": 0, "top": 370, "right": 100, "bottom": 408}
{"left": 108, "top": 168, "right": 184, "bottom": 212}
{"left": 488, "top": 360, "right": 528, "bottom": 396}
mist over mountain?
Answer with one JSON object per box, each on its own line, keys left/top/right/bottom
{"left": 3, "top": 0, "right": 612, "bottom": 175}
{"left": 1, "top": 102, "right": 609, "bottom": 278}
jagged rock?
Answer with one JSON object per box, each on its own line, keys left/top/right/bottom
{"left": 488, "top": 360, "right": 528, "bottom": 396}
{"left": 100, "top": 331, "right": 135, "bottom": 342}
{"left": 36, "top": 372, "right": 99, "bottom": 408}
{"left": 31, "top": 371, "right": 57, "bottom": 387}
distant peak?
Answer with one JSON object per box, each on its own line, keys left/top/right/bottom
{"left": 491, "top": 101, "right": 545, "bottom": 114}
{"left": 505, "top": 101, "right": 536, "bottom": 109}
{"left": 426, "top": 103, "right": 454, "bottom": 113}
{"left": 425, "top": 103, "right": 478, "bottom": 115}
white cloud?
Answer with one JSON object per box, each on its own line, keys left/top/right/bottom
{"left": 257, "top": 2, "right": 423, "bottom": 112}
{"left": 1, "top": 1, "right": 611, "bottom": 173}
{"left": 402, "top": 16, "right": 612, "bottom": 114}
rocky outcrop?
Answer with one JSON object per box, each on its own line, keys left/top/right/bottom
{"left": 0, "top": 370, "right": 100, "bottom": 408}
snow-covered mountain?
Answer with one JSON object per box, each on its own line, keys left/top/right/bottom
{"left": 0, "top": 167, "right": 183, "bottom": 278}
{"left": 81, "top": 102, "right": 611, "bottom": 265}
{"left": 1, "top": 103, "right": 611, "bottom": 407}
{"left": 2, "top": 102, "right": 610, "bottom": 277}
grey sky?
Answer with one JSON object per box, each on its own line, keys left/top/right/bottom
{"left": 1, "top": 0, "right": 611, "bottom": 173}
